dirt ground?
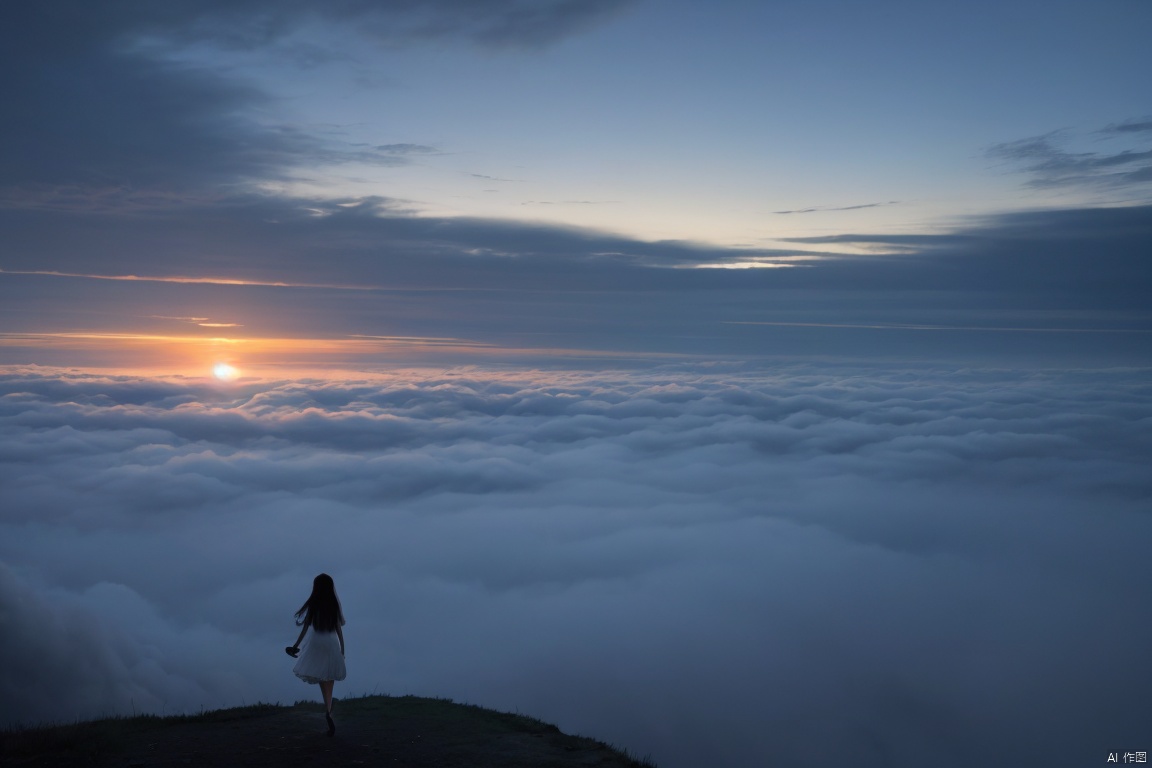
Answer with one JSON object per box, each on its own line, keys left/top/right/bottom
{"left": 1, "top": 695, "right": 654, "bottom": 767}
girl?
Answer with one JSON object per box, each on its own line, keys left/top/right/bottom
{"left": 286, "top": 573, "right": 346, "bottom": 736}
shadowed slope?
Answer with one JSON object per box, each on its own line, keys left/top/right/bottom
{"left": 1, "top": 695, "right": 656, "bottom": 767}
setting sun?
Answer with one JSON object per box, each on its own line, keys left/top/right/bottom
{"left": 213, "top": 362, "right": 239, "bottom": 381}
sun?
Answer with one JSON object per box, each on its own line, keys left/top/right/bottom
{"left": 213, "top": 362, "right": 240, "bottom": 381}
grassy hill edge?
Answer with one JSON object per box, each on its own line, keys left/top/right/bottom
{"left": 1, "top": 694, "right": 658, "bottom": 767}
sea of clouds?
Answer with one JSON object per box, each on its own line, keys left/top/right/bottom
{"left": 2, "top": 363, "right": 1150, "bottom": 767}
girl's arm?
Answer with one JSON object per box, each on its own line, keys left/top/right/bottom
{"left": 290, "top": 615, "right": 310, "bottom": 650}
{"left": 336, "top": 624, "right": 345, "bottom": 656}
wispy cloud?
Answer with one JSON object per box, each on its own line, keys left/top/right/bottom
{"left": 521, "top": 199, "right": 619, "bottom": 205}
{"left": 0, "top": 269, "right": 382, "bottom": 291}
{"left": 469, "top": 173, "right": 521, "bottom": 182}
{"left": 328, "top": 142, "right": 444, "bottom": 167}
{"left": 0, "top": 332, "right": 490, "bottom": 349}
{"left": 773, "top": 201, "right": 901, "bottom": 215}
{"left": 150, "top": 315, "right": 240, "bottom": 328}
{"left": 375, "top": 143, "right": 440, "bottom": 155}
{"left": 725, "top": 321, "right": 1152, "bottom": 334}
{"left": 1099, "top": 119, "right": 1152, "bottom": 136}
{"left": 987, "top": 123, "right": 1152, "bottom": 191}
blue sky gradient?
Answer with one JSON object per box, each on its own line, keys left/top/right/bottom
{"left": 2, "top": 0, "right": 1150, "bottom": 369}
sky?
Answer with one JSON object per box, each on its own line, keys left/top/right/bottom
{"left": 1, "top": 2, "right": 1150, "bottom": 767}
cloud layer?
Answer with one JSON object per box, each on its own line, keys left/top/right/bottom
{"left": 2, "top": 364, "right": 1150, "bottom": 767}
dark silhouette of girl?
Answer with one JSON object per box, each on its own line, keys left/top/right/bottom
{"left": 286, "top": 573, "right": 346, "bottom": 736}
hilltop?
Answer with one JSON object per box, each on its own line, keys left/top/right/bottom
{"left": 1, "top": 695, "right": 655, "bottom": 767}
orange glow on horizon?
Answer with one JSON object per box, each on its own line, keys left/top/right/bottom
{"left": 0, "top": 330, "right": 680, "bottom": 376}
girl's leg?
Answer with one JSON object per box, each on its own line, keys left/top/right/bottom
{"left": 319, "top": 680, "right": 334, "bottom": 713}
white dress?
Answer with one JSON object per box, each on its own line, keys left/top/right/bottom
{"left": 293, "top": 614, "right": 347, "bottom": 684}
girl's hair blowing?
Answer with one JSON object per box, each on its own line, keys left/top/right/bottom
{"left": 295, "top": 573, "right": 343, "bottom": 633}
